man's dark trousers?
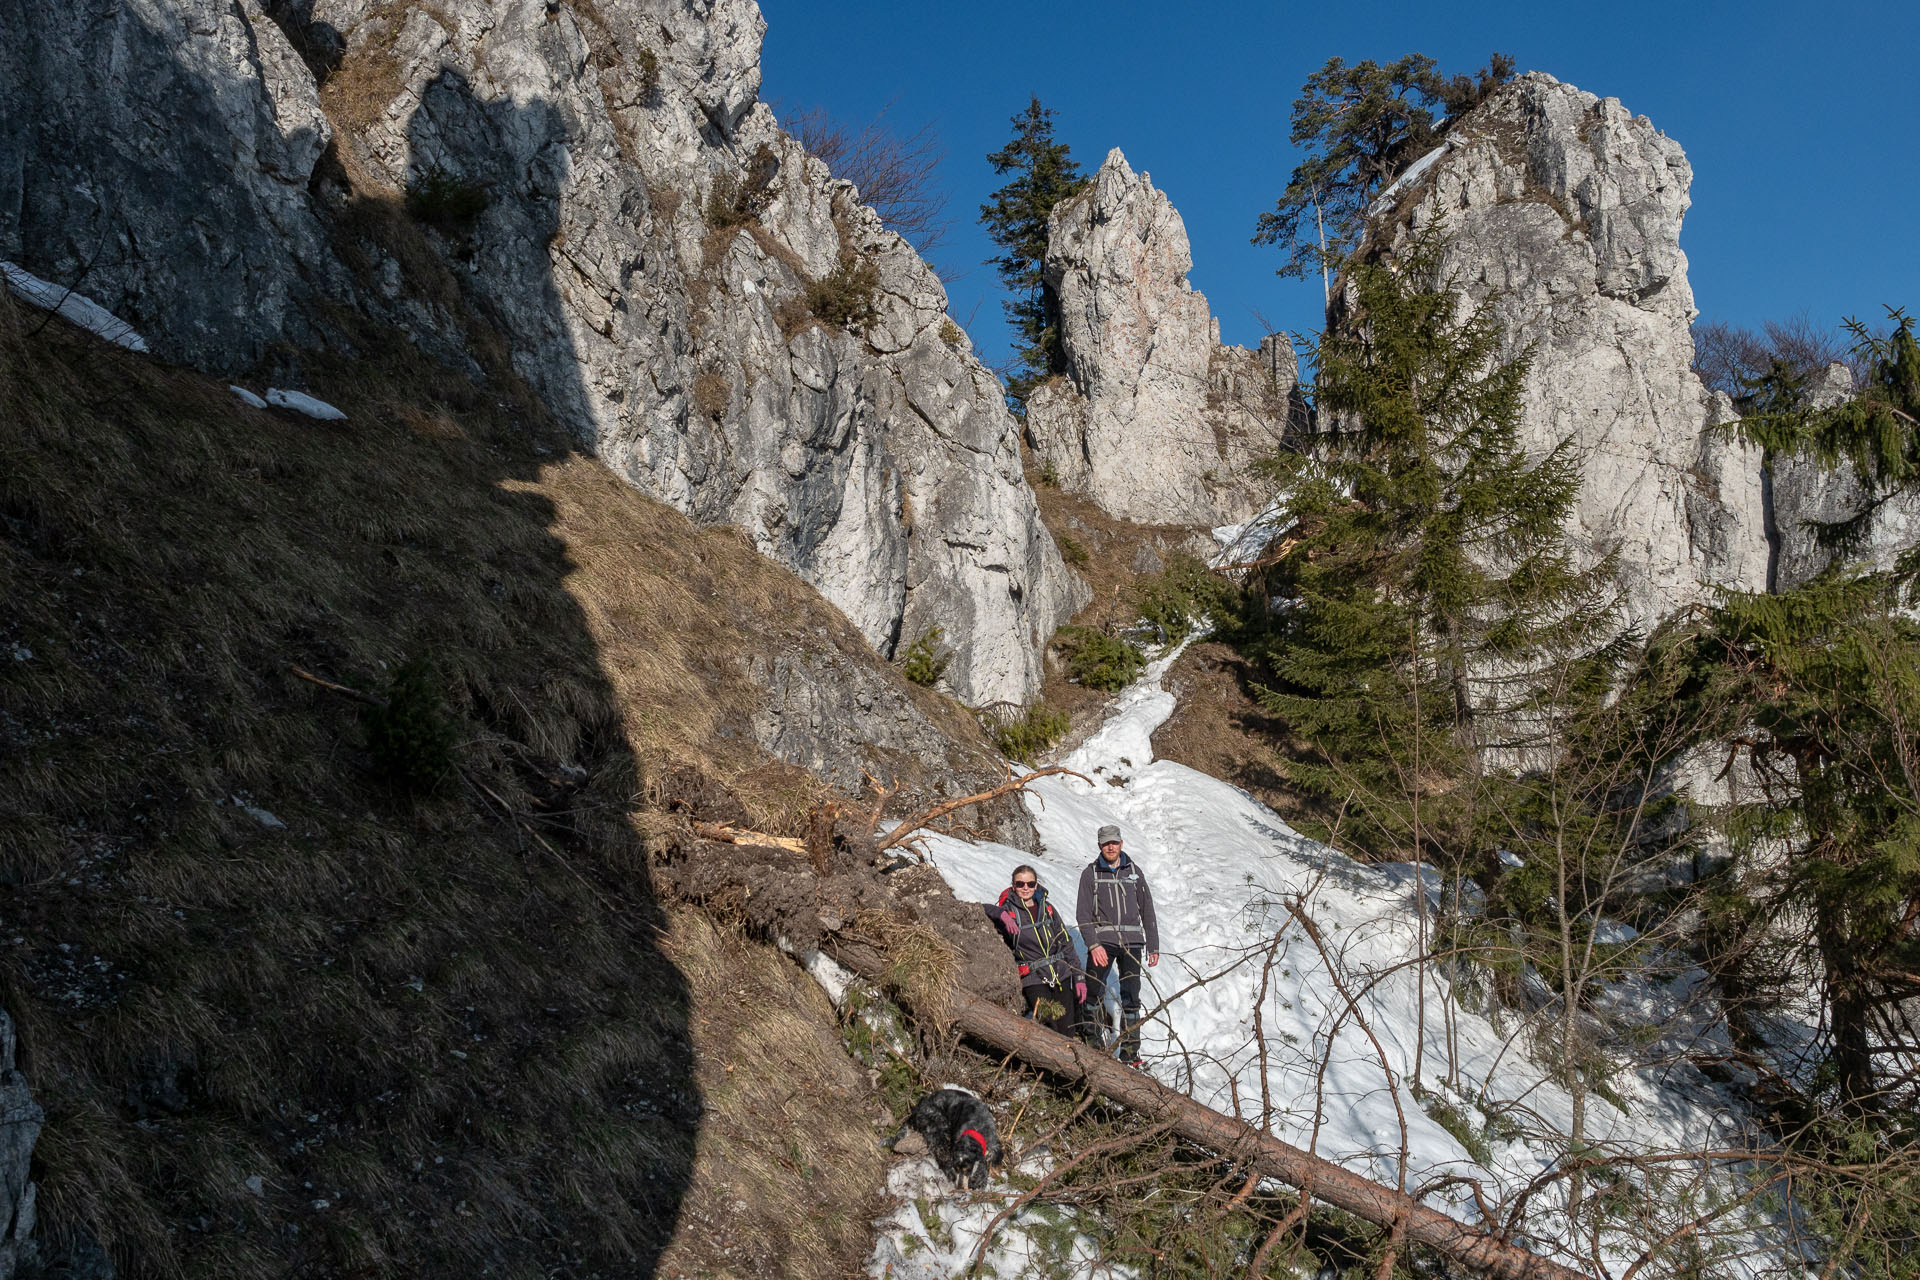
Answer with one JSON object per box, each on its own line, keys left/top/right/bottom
{"left": 1083, "top": 946, "right": 1145, "bottom": 1060}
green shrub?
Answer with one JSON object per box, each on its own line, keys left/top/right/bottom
{"left": 1038, "top": 460, "right": 1061, "bottom": 488}
{"left": 1057, "top": 627, "right": 1144, "bottom": 691}
{"left": 939, "top": 319, "right": 963, "bottom": 346}
{"left": 634, "top": 46, "right": 660, "bottom": 102}
{"left": 361, "top": 658, "right": 457, "bottom": 794}
{"left": 1131, "top": 553, "right": 1242, "bottom": 644}
{"left": 898, "top": 627, "right": 949, "bottom": 687}
{"left": 1418, "top": 1092, "right": 1493, "bottom": 1167}
{"left": 405, "top": 165, "right": 490, "bottom": 229}
{"left": 805, "top": 253, "right": 880, "bottom": 329}
{"left": 993, "top": 703, "right": 1070, "bottom": 763}
{"left": 1056, "top": 532, "right": 1089, "bottom": 567}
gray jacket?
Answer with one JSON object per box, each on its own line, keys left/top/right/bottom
{"left": 1076, "top": 853, "right": 1159, "bottom": 953}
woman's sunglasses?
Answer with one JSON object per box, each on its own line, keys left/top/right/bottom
{"left": 1012, "top": 879, "right": 1037, "bottom": 888}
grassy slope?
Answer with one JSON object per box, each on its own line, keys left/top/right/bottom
{"left": 0, "top": 287, "right": 906, "bottom": 1278}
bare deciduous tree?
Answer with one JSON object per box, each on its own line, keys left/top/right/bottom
{"left": 782, "top": 101, "right": 953, "bottom": 261}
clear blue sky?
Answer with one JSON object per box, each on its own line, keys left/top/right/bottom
{"left": 763, "top": 0, "right": 1918, "bottom": 369}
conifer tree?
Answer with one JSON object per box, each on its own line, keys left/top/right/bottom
{"left": 1252, "top": 238, "right": 1618, "bottom": 865}
{"left": 1737, "top": 309, "right": 1920, "bottom": 581}
{"left": 1674, "top": 309, "right": 1920, "bottom": 1114}
{"left": 1252, "top": 53, "right": 1512, "bottom": 290}
{"left": 979, "top": 97, "right": 1085, "bottom": 409}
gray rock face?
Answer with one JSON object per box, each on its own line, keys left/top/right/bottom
{"left": 0, "top": 0, "right": 339, "bottom": 373}
{"left": 1768, "top": 364, "right": 1920, "bottom": 589}
{"left": 1364, "top": 73, "right": 1768, "bottom": 629}
{"left": 0, "top": 1009, "right": 43, "bottom": 1280}
{"left": 0, "top": 0, "right": 1076, "bottom": 708}
{"left": 1026, "top": 150, "right": 1298, "bottom": 527}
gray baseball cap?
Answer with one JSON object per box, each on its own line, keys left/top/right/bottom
{"left": 1096, "top": 824, "right": 1122, "bottom": 845}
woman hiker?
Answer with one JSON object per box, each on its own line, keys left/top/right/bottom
{"left": 989, "top": 864, "right": 1084, "bottom": 1036}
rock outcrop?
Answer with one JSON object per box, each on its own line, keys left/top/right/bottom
{"left": 1767, "top": 364, "right": 1920, "bottom": 589}
{"left": 0, "top": 0, "right": 1078, "bottom": 707}
{"left": 1361, "top": 73, "right": 1768, "bottom": 630}
{"left": 0, "top": 1009, "right": 42, "bottom": 1280}
{"left": 1025, "top": 150, "right": 1299, "bottom": 527}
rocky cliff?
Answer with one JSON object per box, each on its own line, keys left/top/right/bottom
{"left": 1767, "top": 364, "right": 1920, "bottom": 589}
{"left": 0, "top": 0, "right": 1078, "bottom": 707}
{"left": 0, "top": 1010, "right": 41, "bottom": 1280}
{"left": 1025, "top": 150, "right": 1299, "bottom": 527}
{"left": 1360, "top": 73, "right": 1768, "bottom": 630}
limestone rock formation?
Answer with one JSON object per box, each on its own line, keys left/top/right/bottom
{"left": 1025, "top": 150, "right": 1298, "bottom": 527}
{"left": 1362, "top": 73, "right": 1768, "bottom": 630}
{"left": 0, "top": 0, "right": 1078, "bottom": 707}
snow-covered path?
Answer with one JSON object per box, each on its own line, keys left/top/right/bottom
{"left": 920, "top": 643, "right": 1761, "bottom": 1274}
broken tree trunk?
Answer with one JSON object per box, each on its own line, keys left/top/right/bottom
{"left": 833, "top": 941, "right": 1592, "bottom": 1280}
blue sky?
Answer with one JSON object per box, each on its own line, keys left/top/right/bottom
{"left": 762, "top": 0, "right": 1919, "bottom": 369}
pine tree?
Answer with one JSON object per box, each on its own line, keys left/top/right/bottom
{"left": 1252, "top": 53, "right": 1513, "bottom": 290}
{"left": 1252, "top": 238, "right": 1619, "bottom": 864}
{"left": 979, "top": 97, "right": 1086, "bottom": 409}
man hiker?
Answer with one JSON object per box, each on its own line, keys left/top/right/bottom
{"left": 1076, "top": 825, "right": 1159, "bottom": 1064}
{"left": 988, "top": 865, "right": 1084, "bottom": 1036}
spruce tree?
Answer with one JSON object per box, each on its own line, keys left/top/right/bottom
{"left": 979, "top": 97, "right": 1086, "bottom": 409}
{"left": 1675, "top": 308, "right": 1920, "bottom": 1114}
{"left": 1252, "top": 238, "right": 1619, "bottom": 865}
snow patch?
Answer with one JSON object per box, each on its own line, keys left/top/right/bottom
{"left": 2, "top": 261, "right": 149, "bottom": 352}
{"left": 230, "top": 385, "right": 269, "bottom": 410}
{"left": 1366, "top": 140, "right": 1454, "bottom": 215}
{"left": 266, "top": 389, "right": 348, "bottom": 420}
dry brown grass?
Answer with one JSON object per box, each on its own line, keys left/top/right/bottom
{"left": 656, "top": 914, "right": 884, "bottom": 1280}
{"left": 1024, "top": 466, "right": 1212, "bottom": 730}
{"left": 0, "top": 272, "right": 896, "bottom": 1277}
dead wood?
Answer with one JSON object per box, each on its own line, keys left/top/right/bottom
{"left": 873, "top": 764, "right": 1094, "bottom": 853}
{"left": 832, "top": 940, "right": 1593, "bottom": 1280}
{"left": 691, "top": 819, "right": 807, "bottom": 853}
{"left": 287, "top": 663, "right": 386, "bottom": 707}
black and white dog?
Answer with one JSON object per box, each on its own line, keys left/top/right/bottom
{"left": 888, "top": 1086, "right": 1001, "bottom": 1190}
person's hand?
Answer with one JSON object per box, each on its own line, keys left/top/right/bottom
{"left": 1148, "top": 951, "right": 1160, "bottom": 968}
{"left": 1089, "top": 945, "right": 1108, "bottom": 969}
{"left": 1074, "top": 979, "right": 1087, "bottom": 1003}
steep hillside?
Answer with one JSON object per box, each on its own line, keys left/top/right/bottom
{"left": 0, "top": 0, "right": 1081, "bottom": 707}
{"left": 0, "top": 288, "right": 1013, "bottom": 1277}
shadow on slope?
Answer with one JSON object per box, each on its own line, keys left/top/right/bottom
{"left": 0, "top": 72, "right": 890, "bottom": 1277}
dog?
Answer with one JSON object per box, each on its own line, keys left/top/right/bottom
{"left": 887, "top": 1086, "right": 1001, "bottom": 1190}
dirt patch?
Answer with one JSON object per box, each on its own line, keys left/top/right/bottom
{"left": 1150, "top": 641, "right": 1322, "bottom": 828}
{"left": 1025, "top": 467, "right": 1214, "bottom": 739}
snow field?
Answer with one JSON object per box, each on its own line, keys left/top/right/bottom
{"left": 912, "top": 642, "right": 1772, "bottom": 1277}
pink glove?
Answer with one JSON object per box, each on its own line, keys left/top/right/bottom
{"left": 1074, "top": 980, "right": 1087, "bottom": 1003}
{"left": 999, "top": 910, "right": 1018, "bottom": 932}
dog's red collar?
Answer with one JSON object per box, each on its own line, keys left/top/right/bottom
{"left": 961, "top": 1128, "right": 989, "bottom": 1157}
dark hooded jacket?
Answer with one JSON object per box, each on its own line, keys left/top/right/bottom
{"left": 990, "top": 885, "right": 1080, "bottom": 991}
{"left": 1076, "top": 851, "right": 1159, "bottom": 953}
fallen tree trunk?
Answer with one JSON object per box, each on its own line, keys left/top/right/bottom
{"left": 833, "top": 941, "right": 1591, "bottom": 1280}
